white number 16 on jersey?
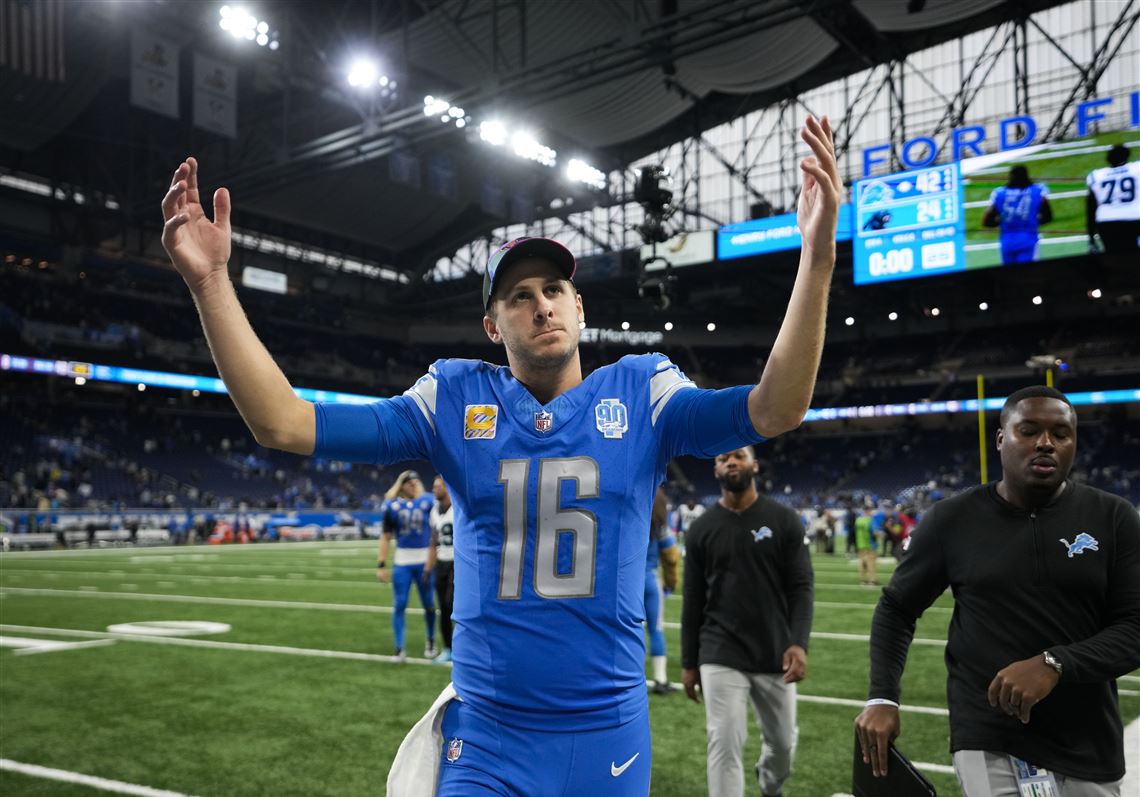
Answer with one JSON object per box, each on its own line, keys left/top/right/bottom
{"left": 497, "top": 457, "right": 599, "bottom": 600}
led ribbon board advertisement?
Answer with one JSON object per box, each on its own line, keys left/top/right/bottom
{"left": 853, "top": 163, "right": 964, "bottom": 285}
{"left": 717, "top": 204, "right": 854, "bottom": 260}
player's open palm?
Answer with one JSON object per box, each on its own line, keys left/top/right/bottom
{"left": 160, "top": 157, "right": 232, "bottom": 293}
{"left": 797, "top": 115, "right": 842, "bottom": 260}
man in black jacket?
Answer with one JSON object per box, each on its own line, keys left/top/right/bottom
{"left": 682, "top": 446, "right": 814, "bottom": 797}
{"left": 855, "top": 385, "right": 1140, "bottom": 796}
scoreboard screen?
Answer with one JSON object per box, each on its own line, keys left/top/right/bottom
{"left": 853, "top": 162, "right": 965, "bottom": 285}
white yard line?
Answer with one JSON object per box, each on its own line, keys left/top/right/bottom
{"left": 0, "top": 759, "right": 200, "bottom": 797}
{"left": 0, "top": 623, "right": 430, "bottom": 665}
{"left": 0, "top": 586, "right": 396, "bottom": 614}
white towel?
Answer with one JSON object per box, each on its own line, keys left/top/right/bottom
{"left": 386, "top": 682, "right": 459, "bottom": 797}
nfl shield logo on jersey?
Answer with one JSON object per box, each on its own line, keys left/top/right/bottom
{"left": 446, "top": 737, "right": 463, "bottom": 763}
{"left": 595, "top": 398, "right": 629, "bottom": 439}
{"left": 534, "top": 410, "right": 554, "bottom": 433}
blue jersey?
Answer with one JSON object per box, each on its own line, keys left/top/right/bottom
{"left": 989, "top": 184, "right": 1048, "bottom": 236}
{"left": 314, "top": 353, "right": 763, "bottom": 731}
{"left": 382, "top": 495, "right": 434, "bottom": 549}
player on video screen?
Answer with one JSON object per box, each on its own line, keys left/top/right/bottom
{"left": 983, "top": 166, "right": 1052, "bottom": 264}
{"left": 1086, "top": 144, "right": 1140, "bottom": 255}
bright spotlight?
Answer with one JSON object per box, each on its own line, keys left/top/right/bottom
{"left": 137, "top": 383, "right": 146, "bottom": 392}
{"left": 621, "top": 321, "right": 630, "bottom": 331}
{"left": 664, "top": 321, "right": 673, "bottom": 331}
{"left": 1032, "top": 295, "right": 1043, "bottom": 305}
{"left": 1089, "top": 288, "right": 1102, "bottom": 299}
{"left": 256, "top": 20, "right": 268, "bottom": 34}
{"left": 510, "top": 130, "right": 557, "bottom": 167}
{"left": 269, "top": 39, "right": 279, "bottom": 50}
{"left": 978, "top": 301, "right": 988, "bottom": 311}
{"left": 256, "top": 33, "right": 268, "bottom": 46}
{"left": 455, "top": 118, "right": 466, "bottom": 128}
{"left": 347, "top": 59, "right": 378, "bottom": 88}
{"left": 706, "top": 322, "right": 716, "bottom": 332}
{"left": 888, "top": 311, "right": 898, "bottom": 321}
{"left": 931, "top": 307, "right": 941, "bottom": 316}
{"left": 566, "top": 158, "right": 607, "bottom": 190}
{"left": 845, "top": 316, "right": 855, "bottom": 326}
{"left": 74, "top": 376, "right": 86, "bottom": 386}
{"left": 480, "top": 120, "right": 507, "bottom": 146}
{"left": 379, "top": 75, "right": 389, "bottom": 87}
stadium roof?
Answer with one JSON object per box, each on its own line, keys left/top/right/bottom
{"left": 0, "top": 0, "right": 1072, "bottom": 279}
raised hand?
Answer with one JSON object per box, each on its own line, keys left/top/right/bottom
{"left": 797, "top": 115, "right": 842, "bottom": 261}
{"left": 160, "top": 157, "right": 232, "bottom": 293}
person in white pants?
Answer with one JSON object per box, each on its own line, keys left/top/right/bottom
{"left": 681, "top": 446, "right": 814, "bottom": 797}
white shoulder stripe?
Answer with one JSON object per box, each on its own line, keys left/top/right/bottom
{"left": 651, "top": 380, "right": 696, "bottom": 425}
{"left": 655, "top": 359, "right": 675, "bottom": 371}
{"left": 649, "top": 367, "right": 689, "bottom": 406}
{"left": 649, "top": 367, "right": 696, "bottom": 426}
{"left": 403, "top": 374, "right": 438, "bottom": 434}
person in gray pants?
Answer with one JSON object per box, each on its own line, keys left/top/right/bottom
{"left": 681, "top": 446, "right": 814, "bottom": 797}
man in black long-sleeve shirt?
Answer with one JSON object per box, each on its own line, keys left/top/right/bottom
{"left": 682, "top": 446, "right": 814, "bottom": 797}
{"left": 855, "top": 386, "right": 1140, "bottom": 796}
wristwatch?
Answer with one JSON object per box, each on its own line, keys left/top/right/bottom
{"left": 1042, "top": 650, "right": 1063, "bottom": 677}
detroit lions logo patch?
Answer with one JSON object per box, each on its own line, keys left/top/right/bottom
{"left": 750, "top": 526, "right": 773, "bottom": 542}
{"left": 1059, "top": 532, "right": 1099, "bottom": 558}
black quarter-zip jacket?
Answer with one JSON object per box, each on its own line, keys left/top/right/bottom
{"left": 681, "top": 495, "right": 814, "bottom": 674}
{"left": 868, "top": 481, "right": 1140, "bottom": 781}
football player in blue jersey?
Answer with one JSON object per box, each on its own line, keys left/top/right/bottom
{"left": 646, "top": 487, "right": 680, "bottom": 694}
{"left": 160, "top": 113, "right": 842, "bottom": 797}
{"left": 377, "top": 469, "right": 437, "bottom": 662}
{"left": 983, "top": 165, "right": 1053, "bottom": 264}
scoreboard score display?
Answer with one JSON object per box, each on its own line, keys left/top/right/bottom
{"left": 853, "top": 162, "right": 966, "bottom": 285}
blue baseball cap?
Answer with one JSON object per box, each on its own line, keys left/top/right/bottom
{"left": 482, "top": 237, "right": 576, "bottom": 311}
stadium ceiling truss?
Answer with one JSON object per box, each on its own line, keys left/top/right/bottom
{"left": 430, "top": 0, "right": 1139, "bottom": 285}
{"left": 9, "top": 0, "right": 1132, "bottom": 290}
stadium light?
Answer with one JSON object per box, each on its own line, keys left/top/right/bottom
{"left": 510, "top": 130, "right": 557, "bottom": 168}
{"left": 845, "top": 316, "right": 855, "bottom": 326}
{"left": 888, "top": 311, "right": 898, "bottom": 321}
{"left": 664, "top": 321, "right": 673, "bottom": 331}
{"left": 480, "top": 120, "right": 507, "bottom": 146}
{"left": 1032, "top": 295, "right": 1043, "bottom": 305}
{"left": 219, "top": 6, "right": 277, "bottom": 48}
{"left": 1089, "top": 288, "right": 1102, "bottom": 299}
{"left": 706, "top": 322, "right": 716, "bottom": 332}
{"left": 347, "top": 59, "right": 378, "bottom": 88}
{"left": 621, "top": 321, "right": 630, "bottom": 331}
{"left": 566, "top": 158, "right": 607, "bottom": 190}
{"left": 74, "top": 376, "right": 86, "bottom": 386}
{"left": 931, "top": 307, "right": 941, "bottom": 317}
{"left": 137, "top": 383, "right": 146, "bottom": 392}
{"left": 978, "top": 301, "right": 989, "bottom": 311}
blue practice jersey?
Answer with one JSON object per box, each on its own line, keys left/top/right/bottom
{"left": 313, "top": 353, "right": 763, "bottom": 731}
{"left": 989, "top": 183, "right": 1049, "bottom": 236}
{"left": 382, "top": 494, "right": 434, "bottom": 549}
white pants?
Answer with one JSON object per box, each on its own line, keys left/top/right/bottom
{"left": 699, "top": 663, "right": 798, "bottom": 797}
{"left": 953, "top": 750, "right": 1122, "bottom": 797}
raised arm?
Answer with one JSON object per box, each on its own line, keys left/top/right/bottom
{"left": 748, "top": 115, "right": 841, "bottom": 438}
{"left": 161, "top": 158, "right": 315, "bottom": 454}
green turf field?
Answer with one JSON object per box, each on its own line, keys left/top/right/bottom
{"left": 1, "top": 541, "right": 1137, "bottom": 796}
{"left": 962, "top": 129, "right": 1140, "bottom": 268}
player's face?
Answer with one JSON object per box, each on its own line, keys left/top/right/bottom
{"left": 714, "top": 447, "right": 758, "bottom": 492}
{"left": 401, "top": 478, "right": 422, "bottom": 498}
{"left": 432, "top": 477, "right": 447, "bottom": 501}
{"left": 997, "top": 398, "right": 1076, "bottom": 496}
{"left": 483, "top": 258, "right": 583, "bottom": 373}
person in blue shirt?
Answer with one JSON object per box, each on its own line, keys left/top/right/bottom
{"left": 377, "top": 469, "right": 437, "bottom": 662}
{"left": 159, "top": 113, "right": 841, "bottom": 797}
{"left": 646, "top": 487, "right": 680, "bottom": 694}
{"left": 983, "top": 165, "right": 1053, "bottom": 264}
